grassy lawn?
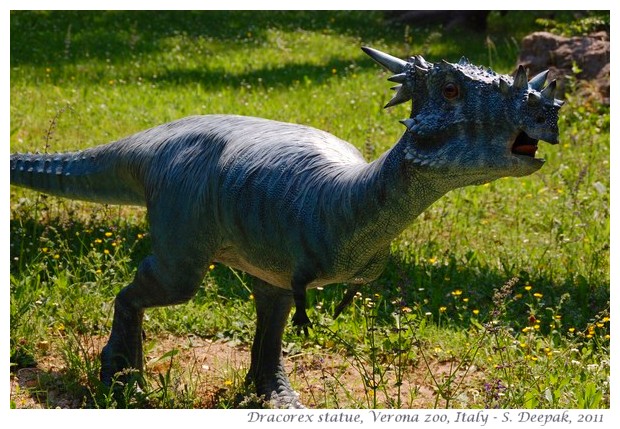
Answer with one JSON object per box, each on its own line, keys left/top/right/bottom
{"left": 10, "top": 11, "right": 609, "bottom": 409}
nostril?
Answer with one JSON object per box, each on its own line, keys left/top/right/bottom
{"left": 536, "top": 116, "right": 545, "bottom": 124}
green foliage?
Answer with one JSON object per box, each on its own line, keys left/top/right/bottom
{"left": 535, "top": 11, "right": 610, "bottom": 36}
{"left": 10, "top": 11, "right": 609, "bottom": 409}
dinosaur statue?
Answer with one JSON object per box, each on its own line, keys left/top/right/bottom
{"left": 10, "top": 46, "right": 562, "bottom": 408}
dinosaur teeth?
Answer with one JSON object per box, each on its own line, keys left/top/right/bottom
{"left": 513, "top": 65, "right": 528, "bottom": 90}
{"left": 362, "top": 46, "right": 407, "bottom": 74}
{"left": 528, "top": 69, "right": 549, "bottom": 91}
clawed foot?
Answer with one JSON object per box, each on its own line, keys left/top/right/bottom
{"left": 291, "top": 309, "right": 312, "bottom": 336}
{"left": 100, "top": 344, "right": 140, "bottom": 385}
{"left": 265, "top": 387, "right": 305, "bottom": 409}
{"left": 246, "top": 369, "right": 305, "bottom": 409}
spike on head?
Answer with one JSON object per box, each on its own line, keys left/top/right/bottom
{"left": 362, "top": 46, "right": 418, "bottom": 109}
{"left": 399, "top": 118, "right": 416, "bottom": 130}
{"left": 414, "top": 65, "right": 428, "bottom": 76}
{"left": 527, "top": 92, "right": 542, "bottom": 106}
{"left": 541, "top": 80, "right": 557, "bottom": 100}
{"left": 499, "top": 78, "right": 510, "bottom": 95}
{"left": 414, "top": 55, "right": 431, "bottom": 69}
{"left": 362, "top": 46, "right": 407, "bottom": 74}
{"left": 513, "top": 65, "right": 528, "bottom": 90}
{"left": 384, "top": 85, "right": 412, "bottom": 108}
{"left": 528, "top": 69, "right": 549, "bottom": 91}
{"left": 388, "top": 73, "right": 407, "bottom": 83}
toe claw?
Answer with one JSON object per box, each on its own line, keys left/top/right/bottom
{"left": 292, "top": 310, "right": 312, "bottom": 336}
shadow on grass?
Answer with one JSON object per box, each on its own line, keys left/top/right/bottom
{"left": 156, "top": 56, "right": 370, "bottom": 90}
{"left": 10, "top": 10, "right": 551, "bottom": 90}
{"left": 10, "top": 11, "right": 401, "bottom": 66}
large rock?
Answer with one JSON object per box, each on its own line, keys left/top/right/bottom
{"left": 518, "top": 31, "right": 609, "bottom": 104}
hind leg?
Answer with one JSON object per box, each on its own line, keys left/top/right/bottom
{"left": 246, "top": 280, "right": 303, "bottom": 408}
{"left": 99, "top": 202, "right": 214, "bottom": 387}
{"left": 100, "top": 253, "right": 208, "bottom": 385}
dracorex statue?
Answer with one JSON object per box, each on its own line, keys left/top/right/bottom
{"left": 10, "top": 46, "right": 562, "bottom": 408}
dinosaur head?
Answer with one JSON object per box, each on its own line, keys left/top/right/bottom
{"left": 363, "top": 46, "right": 563, "bottom": 187}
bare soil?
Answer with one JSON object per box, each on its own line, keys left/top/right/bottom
{"left": 10, "top": 333, "right": 483, "bottom": 409}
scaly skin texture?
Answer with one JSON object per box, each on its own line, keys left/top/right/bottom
{"left": 10, "top": 47, "right": 562, "bottom": 408}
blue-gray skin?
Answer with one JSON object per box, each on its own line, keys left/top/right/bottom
{"left": 10, "top": 47, "right": 562, "bottom": 408}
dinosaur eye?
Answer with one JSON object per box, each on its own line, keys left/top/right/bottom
{"left": 442, "top": 82, "right": 459, "bottom": 100}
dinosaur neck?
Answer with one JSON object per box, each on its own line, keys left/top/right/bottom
{"left": 343, "top": 133, "right": 450, "bottom": 249}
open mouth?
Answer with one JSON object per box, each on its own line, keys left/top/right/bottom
{"left": 511, "top": 131, "right": 539, "bottom": 158}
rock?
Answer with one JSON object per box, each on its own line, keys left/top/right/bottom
{"left": 518, "top": 31, "right": 610, "bottom": 104}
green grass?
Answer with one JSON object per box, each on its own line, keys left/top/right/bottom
{"left": 10, "top": 11, "right": 609, "bottom": 409}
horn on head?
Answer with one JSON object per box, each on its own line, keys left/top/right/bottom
{"left": 362, "top": 46, "right": 408, "bottom": 74}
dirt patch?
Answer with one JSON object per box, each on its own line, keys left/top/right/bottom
{"left": 10, "top": 333, "right": 483, "bottom": 409}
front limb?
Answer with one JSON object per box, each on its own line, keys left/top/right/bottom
{"left": 291, "top": 271, "right": 315, "bottom": 336}
{"left": 291, "top": 280, "right": 312, "bottom": 336}
{"left": 246, "top": 280, "right": 304, "bottom": 408}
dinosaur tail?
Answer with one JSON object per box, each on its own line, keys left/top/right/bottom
{"left": 10, "top": 146, "right": 146, "bottom": 206}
